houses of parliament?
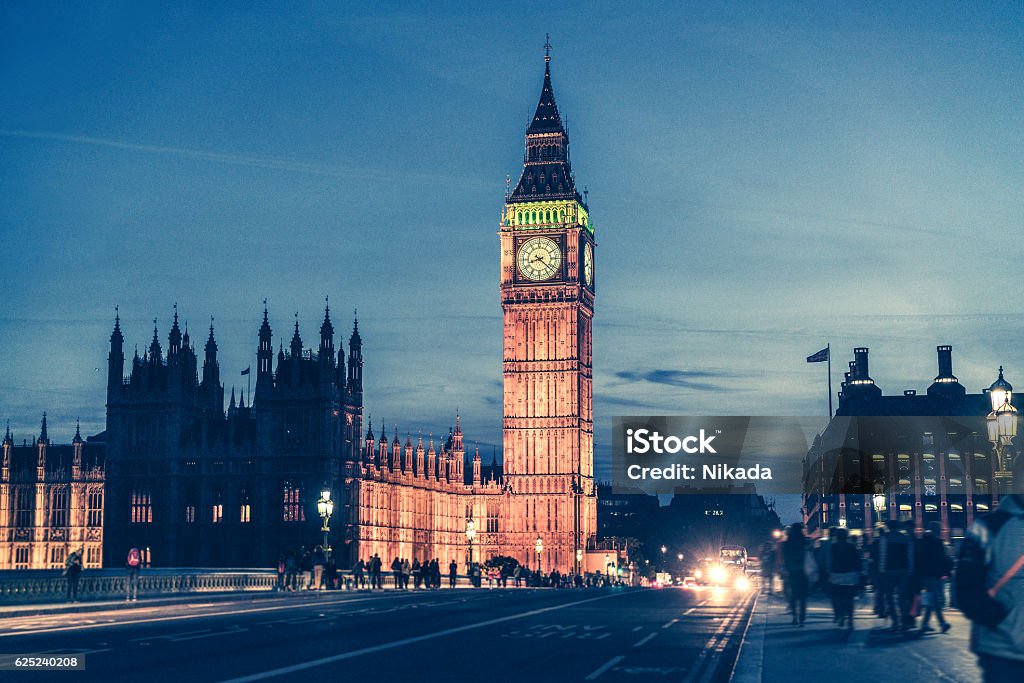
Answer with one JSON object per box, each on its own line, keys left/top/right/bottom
{"left": 1, "top": 51, "right": 598, "bottom": 573}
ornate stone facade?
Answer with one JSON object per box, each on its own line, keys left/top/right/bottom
{"left": 0, "top": 416, "right": 105, "bottom": 570}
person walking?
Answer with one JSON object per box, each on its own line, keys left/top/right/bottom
{"left": 915, "top": 521, "right": 951, "bottom": 633}
{"left": 760, "top": 539, "right": 776, "bottom": 596}
{"left": 868, "top": 525, "right": 887, "bottom": 618}
{"left": 276, "top": 555, "right": 286, "bottom": 592}
{"left": 449, "top": 559, "right": 458, "bottom": 588}
{"left": 781, "top": 522, "right": 810, "bottom": 626}
{"left": 325, "top": 556, "right": 337, "bottom": 590}
{"left": 956, "top": 454, "right": 1024, "bottom": 682}
{"left": 430, "top": 559, "right": 440, "bottom": 588}
{"left": 412, "top": 558, "right": 422, "bottom": 589}
{"left": 125, "top": 545, "right": 142, "bottom": 603}
{"left": 401, "top": 557, "right": 411, "bottom": 590}
{"left": 285, "top": 551, "right": 298, "bottom": 591}
{"left": 353, "top": 558, "right": 366, "bottom": 589}
{"left": 829, "top": 528, "right": 861, "bottom": 629}
{"left": 299, "top": 547, "right": 312, "bottom": 590}
{"left": 311, "top": 546, "right": 326, "bottom": 590}
{"left": 64, "top": 548, "right": 83, "bottom": 602}
{"left": 881, "top": 519, "right": 915, "bottom": 630}
{"left": 370, "top": 553, "right": 382, "bottom": 589}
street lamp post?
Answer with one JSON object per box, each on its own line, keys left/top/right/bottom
{"left": 465, "top": 518, "right": 476, "bottom": 573}
{"left": 317, "top": 489, "right": 334, "bottom": 561}
{"left": 988, "top": 367, "right": 1018, "bottom": 487}
{"left": 873, "top": 481, "right": 887, "bottom": 517}
{"left": 576, "top": 547, "right": 583, "bottom": 576}
{"left": 535, "top": 536, "right": 543, "bottom": 575}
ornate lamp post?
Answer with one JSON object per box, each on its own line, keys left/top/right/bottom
{"left": 873, "top": 481, "right": 887, "bottom": 517}
{"left": 987, "top": 367, "right": 1018, "bottom": 487}
{"left": 465, "top": 518, "right": 476, "bottom": 571}
{"left": 317, "top": 489, "right": 334, "bottom": 560}
{"left": 535, "top": 536, "right": 543, "bottom": 574}
{"left": 576, "top": 547, "right": 583, "bottom": 575}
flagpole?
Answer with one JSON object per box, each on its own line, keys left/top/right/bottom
{"left": 827, "top": 343, "right": 833, "bottom": 418}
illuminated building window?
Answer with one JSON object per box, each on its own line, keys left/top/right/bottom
{"left": 185, "top": 505, "right": 196, "bottom": 524}
{"left": 950, "top": 503, "right": 964, "bottom": 512}
{"left": 130, "top": 489, "right": 153, "bottom": 523}
{"left": 49, "top": 487, "right": 69, "bottom": 527}
{"left": 975, "top": 478, "right": 989, "bottom": 495}
{"left": 283, "top": 483, "right": 304, "bottom": 522}
{"left": 899, "top": 504, "right": 912, "bottom": 512}
{"left": 924, "top": 504, "right": 938, "bottom": 512}
{"left": 212, "top": 487, "right": 224, "bottom": 523}
{"left": 87, "top": 490, "right": 103, "bottom": 527}
{"left": 86, "top": 547, "right": 101, "bottom": 567}
{"left": 14, "top": 547, "right": 30, "bottom": 569}
{"left": 977, "top": 503, "right": 990, "bottom": 512}
{"left": 240, "top": 504, "right": 251, "bottom": 524}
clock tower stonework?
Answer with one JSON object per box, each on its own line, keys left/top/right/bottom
{"left": 500, "top": 51, "right": 597, "bottom": 573}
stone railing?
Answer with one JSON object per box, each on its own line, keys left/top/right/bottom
{"left": 0, "top": 568, "right": 279, "bottom": 605}
{"left": 0, "top": 568, "right": 482, "bottom": 605}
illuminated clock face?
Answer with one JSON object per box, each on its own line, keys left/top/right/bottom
{"left": 517, "top": 237, "right": 561, "bottom": 281}
{"left": 583, "top": 243, "right": 593, "bottom": 287}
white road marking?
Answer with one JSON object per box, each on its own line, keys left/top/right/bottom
{"left": 632, "top": 626, "right": 643, "bottom": 632}
{"left": 214, "top": 591, "right": 631, "bottom": 683}
{"left": 633, "top": 632, "right": 658, "bottom": 648}
{"left": 684, "top": 607, "right": 697, "bottom": 615}
{"left": 585, "top": 655, "right": 625, "bottom": 681}
{"left": 0, "top": 592, "right": 426, "bottom": 638}
{"left": 661, "top": 618, "right": 678, "bottom": 629}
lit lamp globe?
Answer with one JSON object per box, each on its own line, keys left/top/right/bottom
{"left": 989, "top": 367, "right": 1013, "bottom": 412}
{"left": 465, "top": 518, "right": 476, "bottom": 542}
{"left": 988, "top": 369, "right": 1019, "bottom": 446}
{"left": 318, "top": 489, "right": 333, "bottom": 518}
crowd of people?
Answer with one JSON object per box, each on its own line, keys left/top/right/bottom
{"left": 761, "top": 519, "right": 956, "bottom": 631}
{"left": 758, "top": 454, "right": 1023, "bottom": 682}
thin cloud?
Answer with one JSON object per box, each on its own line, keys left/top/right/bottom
{"left": 612, "top": 369, "right": 733, "bottom": 392}
{"left": 0, "top": 129, "right": 493, "bottom": 188}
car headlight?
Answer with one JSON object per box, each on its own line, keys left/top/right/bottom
{"left": 735, "top": 576, "right": 750, "bottom": 590}
{"left": 695, "top": 569, "right": 703, "bottom": 579}
{"left": 710, "top": 566, "right": 727, "bottom": 583}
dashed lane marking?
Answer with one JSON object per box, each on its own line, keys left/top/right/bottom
{"left": 585, "top": 655, "right": 625, "bottom": 681}
{"left": 633, "top": 632, "right": 658, "bottom": 648}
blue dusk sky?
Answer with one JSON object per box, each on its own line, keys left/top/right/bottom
{"left": 2, "top": 3, "right": 1023, "bottom": 512}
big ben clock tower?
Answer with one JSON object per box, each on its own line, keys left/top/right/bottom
{"left": 500, "top": 43, "right": 597, "bottom": 573}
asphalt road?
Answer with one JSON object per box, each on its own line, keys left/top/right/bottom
{"left": 0, "top": 586, "right": 755, "bottom": 682}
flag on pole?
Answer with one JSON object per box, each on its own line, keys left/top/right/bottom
{"left": 241, "top": 366, "right": 251, "bottom": 376}
{"left": 806, "top": 348, "right": 829, "bottom": 363}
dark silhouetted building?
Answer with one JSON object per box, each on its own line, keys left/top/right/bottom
{"left": 804, "top": 346, "right": 1015, "bottom": 541}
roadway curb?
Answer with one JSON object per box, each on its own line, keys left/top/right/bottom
{"left": 728, "top": 593, "right": 766, "bottom": 683}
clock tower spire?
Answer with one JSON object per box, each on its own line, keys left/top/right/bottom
{"left": 500, "top": 44, "right": 596, "bottom": 574}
